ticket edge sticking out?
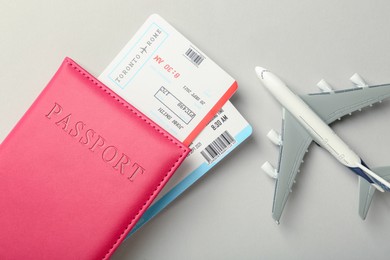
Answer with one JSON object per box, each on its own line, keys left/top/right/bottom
{"left": 127, "top": 123, "right": 252, "bottom": 237}
{"left": 183, "top": 81, "right": 238, "bottom": 145}
{"left": 98, "top": 13, "right": 238, "bottom": 145}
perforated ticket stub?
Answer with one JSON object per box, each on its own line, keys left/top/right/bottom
{"left": 99, "top": 14, "right": 237, "bottom": 145}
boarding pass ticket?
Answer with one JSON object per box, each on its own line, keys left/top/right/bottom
{"left": 99, "top": 14, "right": 237, "bottom": 146}
{"left": 128, "top": 100, "right": 252, "bottom": 236}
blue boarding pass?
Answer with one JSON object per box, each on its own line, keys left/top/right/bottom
{"left": 97, "top": 13, "right": 251, "bottom": 237}
{"left": 127, "top": 100, "right": 252, "bottom": 237}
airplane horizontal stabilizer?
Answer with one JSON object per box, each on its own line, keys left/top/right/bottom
{"left": 358, "top": 166, "right": 390, "bottom": 219}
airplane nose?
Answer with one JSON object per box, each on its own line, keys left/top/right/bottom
{"left": 255, "top": 66, "right": 269, "bottom": 79}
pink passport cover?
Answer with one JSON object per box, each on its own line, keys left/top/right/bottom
{"left": 0, "top": 57, "right": 189, "bottom": 259}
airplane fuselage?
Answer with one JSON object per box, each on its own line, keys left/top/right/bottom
{"left": 258, "top": 69, "right": 361, "bottom": 168}
{"left": 256, "top": 67, "right": 390, "bottom": 221}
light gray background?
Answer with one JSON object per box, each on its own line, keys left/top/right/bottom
{"left": 1, "top": 1, "right": 390, "bottom": 259}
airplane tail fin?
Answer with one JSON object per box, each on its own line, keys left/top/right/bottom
{"left": 358, "top": 166, "right": 390, "bottom": 220}
{"left": 357, "top": 164, "right": 390, "bottom": 192}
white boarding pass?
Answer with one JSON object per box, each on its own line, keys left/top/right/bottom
{"left": 128, "top": 100, "right": 252, "bottom": 236}
{"left": 99, "top": 14, "right": 237, "bottom": 145}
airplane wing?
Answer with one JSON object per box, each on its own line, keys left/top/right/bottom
{"left": 300, "top": 84, "right": 390, "bottom": 124}
{"left": 272, "top": 109, "right": 313, "bottom": 223}
{"left": 359, "top": 166, "right": 390, "bottom": 219}
{"left": 299, "top": 84, "right": 390, "bottom": 219}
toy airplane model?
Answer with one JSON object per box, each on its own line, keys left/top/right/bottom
{"left": 255, "top": 67, "right": 390, "bottom": 223}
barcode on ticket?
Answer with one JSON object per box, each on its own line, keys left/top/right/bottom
{"left": 184, "top": 47, "right": 205, "bottom": 67}
{"left": 201, "top": 130, "right": 236, "bottom": 164}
